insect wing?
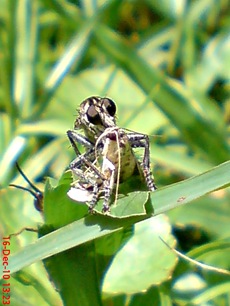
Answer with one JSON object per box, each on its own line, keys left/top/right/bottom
{"left": 67, "top": 184, "right": 94, "bottom": 203}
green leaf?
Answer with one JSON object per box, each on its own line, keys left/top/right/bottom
{"left": 34, "top": 19, "right": 95, "bottom": 119}
{"left": 103, "top": 215, "right": 177, "bottom": 294}
{"left": 87, "top": 191, "right": 149, "bottom": 218}
{"left": 152, "top": 160, "right": 230, "bottom": 215}
{"left": 94, "top": 25, "right": 229, "bottom": 164}
{"left": 1, "top": 1, "right": 229, "bottom": 304}
{"left": 43, "top": 242, "right": 104, "bottom": 306}
{"left": 8, "top": 161, "right": 229, "bottom": 276}
{"left": 13, "top": 0, "right": 39, "bottom": 116}
{"left": 188, "top": 238, "right": 230, "bottom": 272}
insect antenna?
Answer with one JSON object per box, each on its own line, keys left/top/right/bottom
{"left": 9, "top": 163, "right": 43, "bottom": 212}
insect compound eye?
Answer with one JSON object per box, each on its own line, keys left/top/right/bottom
{"left": 102, "top": 98, "right": 116, "bottom": 117}
{"left": 86, "top": 104, "right": 102, "bottom": 124}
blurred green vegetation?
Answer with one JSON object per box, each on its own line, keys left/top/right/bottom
{"left": 0, "top": 0, "right": 229, "bottom": 305}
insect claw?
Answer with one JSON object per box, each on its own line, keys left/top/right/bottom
{"left": 88, "top": 205, "right": 96, "bottom": 214}
{"left": 102, "top": 204, "right": 110, "bottom": 213}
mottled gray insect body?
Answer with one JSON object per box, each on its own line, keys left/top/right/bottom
{"left": 67, "top": 97, "right": 156, "bottom": 213}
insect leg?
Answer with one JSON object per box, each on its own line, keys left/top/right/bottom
{"left": 67, "top": 130, "right": 94, "bottom": 156}
{"left": 101, "top": 158, "right": 116, "bottom": 213}
{"left": 69, "top": 151, "right": 107, "bottom": 213}
{"left": 67, "top": 129, "right": 104, "bottom": 170}
{"left": 69, "top": 165, "right": 101, "bottom": 210}
{"left": 128, "top": 133, "right": 157, "bottom": 191}
{"left": 69, "top": 148, "right": 95, "bottom": 171}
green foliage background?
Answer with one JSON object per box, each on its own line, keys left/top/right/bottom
{"left": 0, "top": 0, "right": 229, "bottom": 305}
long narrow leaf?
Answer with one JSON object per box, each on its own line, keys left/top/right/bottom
{"left": 7, "top": 160, "right": 230, "bottom": 275}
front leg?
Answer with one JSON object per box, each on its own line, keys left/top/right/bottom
{"left": 69, "top": 148, "right": 95, "bottom": 172}
{"left": 67, "top": 129, "right": 108, "bottom": 212}
{"left": 67, "top": 129, "right": 104, "bottom": 170}
{"left": 67, "top": 129, "right": 98, "bottom": 173}
{"left": 69, "top": 150, "right": 109, "bottom": 213}
{"left": 67, "top": 130, "right": 94, "bottom": 156}
{"left": 128, "top": 133, "right": 157, "bottom": 191}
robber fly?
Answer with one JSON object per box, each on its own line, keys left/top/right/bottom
{"left": 67, "top": 96, "right": 156, "bottom": 213}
